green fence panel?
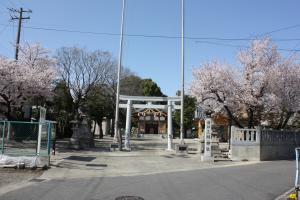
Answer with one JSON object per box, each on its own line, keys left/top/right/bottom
{"left": 0, "top": 121, "right": 55, "bottom": 157}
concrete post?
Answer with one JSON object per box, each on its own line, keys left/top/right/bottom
{"left": 167, "top": 100, "right": 173, "bottom": 150}
{"left": 6, "top": 122, "right": 11, "bottom": 140}
{"left": 37, "top": 107, "right": 46, "bottom": 155}
{"left": 124, "top": 100, "right": 132, "bottom": 150}
{"left": 256, "top": 126, "right": 261, "bottom": 144}
{"left": 230, "top": 126, "right": 235, "bottom": 144}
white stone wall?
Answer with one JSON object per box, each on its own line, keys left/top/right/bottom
{"left": 231, "top": 127, "right": 300, "bottom": 161}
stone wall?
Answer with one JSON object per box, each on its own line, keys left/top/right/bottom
{"left": 231, "top": 127, "right": 300, "bottom": 161}
{"left": 231, "top": 127, "right": 261, "bottom": 161}
{"left": 260, "top": 130, "right": 300, "bottom": 160}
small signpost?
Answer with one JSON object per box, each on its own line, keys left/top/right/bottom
{"left": 201, "top": 118, "right": 213, "bottom": 161}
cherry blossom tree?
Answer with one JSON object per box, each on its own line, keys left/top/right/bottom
{"left": 190, "top": 38, "right": 300, "bottom": 129}
{"left": 265, "top": 56, "right": 300, "bottom": 129}
{"left": 190, "top": 60, "right": 243, "bottom": 127}
{"left": 0, "top": 43, "right": 56, "bottom": 119}
{"left": 237, "top": 38, "right": 280, "bottom": 128}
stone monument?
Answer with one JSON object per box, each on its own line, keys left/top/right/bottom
{"left": 201, "top": 118, "right": 214, "bottom": 161}
{"left": 70, "top": 115, "right": 94, "bottom": 149}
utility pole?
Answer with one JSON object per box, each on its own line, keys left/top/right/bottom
{"left": 9, "top": 7, "right": 32, "bottom": 60}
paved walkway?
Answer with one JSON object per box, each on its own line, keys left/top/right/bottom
{"left": 43, "top": 135, "right": 258, "bottom": 179}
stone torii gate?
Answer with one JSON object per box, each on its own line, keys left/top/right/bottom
{"left": 119, "top": 95, "right": 181, "bottom": 150}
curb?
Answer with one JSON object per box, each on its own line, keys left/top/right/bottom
{"left": 274, "top": 187, "right": 295, "bottom": 200}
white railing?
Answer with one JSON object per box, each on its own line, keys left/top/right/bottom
{"left": 231, "top": 126, "right": 260, "bottom": 144}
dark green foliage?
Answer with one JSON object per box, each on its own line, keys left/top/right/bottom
{"left": 52, "top": 81, "right": 74, "bottom": 113}
{"left": 47, "top": 81, "right": 74, "bottom": 138}
{"left": 82, "top": 84, "right": 115, "bottom": 138}
{"left": 120, "top": 76, "right": 164, "bottom": 97}
{"left": 174, "top": 95, "right": 197, "bottom": 138}
{"left": 120, "top": 75, "right": 143, "bottom": 96}
{"left": 141, "top": 79, "right": 164, "bottom": 97}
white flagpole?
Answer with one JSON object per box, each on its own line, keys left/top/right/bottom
{"left": 180, "top": 0, "right": 185, "bottom": 143}
{"left": 114, "top": 0, "right": 126, "bottom": 150}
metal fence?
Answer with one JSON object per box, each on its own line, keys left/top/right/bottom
{"left": 0, "top": 121, "right": 55, "bottom": 161}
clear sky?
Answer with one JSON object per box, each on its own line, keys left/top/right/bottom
{"left": 0, "top": 0, "right": 300, "bottom": 96}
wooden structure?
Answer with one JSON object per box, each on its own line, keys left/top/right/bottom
{"left": 134, "top": 108, "right": 167, "bottom": 135}
{"left": 196, "top": 114, "right": 230, "bottom": 142}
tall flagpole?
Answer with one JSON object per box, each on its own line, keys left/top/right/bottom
{"left": 114, "top": 0, "right": 126, "bottom": 150}
{"left": 180, "top": 0, "right": 185, "bottom": 143}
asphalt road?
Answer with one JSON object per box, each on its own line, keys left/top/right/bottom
{"left": 0, "top": 161, "right": 295, "bottom": 200}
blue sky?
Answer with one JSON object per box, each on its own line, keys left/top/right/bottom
{"left": 0, "top": 0, "right": 300, "bottom": 96}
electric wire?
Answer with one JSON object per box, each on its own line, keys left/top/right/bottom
{"left": 0, "top": 22, "right": 300, "bottom": 52}
{"left": 0, "top": 23, "right": 300, "bottom": 43}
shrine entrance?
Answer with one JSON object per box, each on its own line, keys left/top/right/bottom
{"left": 119, "top": 95, "right": 181, "bottom": 150}
{"left": 145, "top": 123, "right": 158, "bottom": 134}
{"left": 134, "top": 108, "right": 167, "bottom": 135}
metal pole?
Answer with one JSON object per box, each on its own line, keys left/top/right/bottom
{"left": 1, "top": 122, "right": 5, "bottom": 154}
{"left": 180, "top": 0, "right": 185, "bottom": 143}
{"left": 167, "top": 100, "right": 173, "bottom": 150}
{"left": 114, "top": 0, "right": 126, "bottom": 150}
{"left": 296, "top": 148, "right": 299, "bottom": 187}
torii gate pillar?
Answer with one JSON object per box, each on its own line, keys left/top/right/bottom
{"left": 124, "top": 100, "right": 132, "bottom": 150}
{"left": 167, "top": 100, "right": 173, "bottom": 150}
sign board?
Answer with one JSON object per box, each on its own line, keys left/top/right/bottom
{"left": 204, "top": 118, "right": 212, "bottom": 157}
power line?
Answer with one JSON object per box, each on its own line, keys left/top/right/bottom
{"left": 0, "top": 23, "right": 300, "bottom": 43}
{"left": 0, "top": 22, "right": 299, "bottom": 52}
{"left": 195, "top": 40, "right": 300, "bottom": 52}
{"left": 253, "top": 23, "right": 300, "bottom": 38}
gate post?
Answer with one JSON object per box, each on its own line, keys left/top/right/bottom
{"left": 124, "top": 100, "right": 132, "bottom": 150}
{"left": 37, "top": 107, "right": 46, "bottom": 156}
{"left": 167, "top": 100, "right": 173, "bottom": 150}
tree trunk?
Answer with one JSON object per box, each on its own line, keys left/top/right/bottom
{"left": 99, "top": 121, "right": 103, "bottom": 139}
{"left": 228, "top": 119, "right": 232, "bottom": 149}
{"left": 92, "top": 121, "right": 96, "bottom": 138}
{"left": 276, "top": 112, "right": 285, "bottom": 130}
{"left": 111, "top": 119, "right": 115, "bottom": 137}
{"left": 6, "top": 101, "right": 13, "bottom": 120}
{"left": 281, "top": 112, "right": 293, "bottom": 129}
{"left": 224, "top": 105, "right": 243, "bottom": 128}
{"left": 247, "top": 108, "right": 254, "bottom": 128}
